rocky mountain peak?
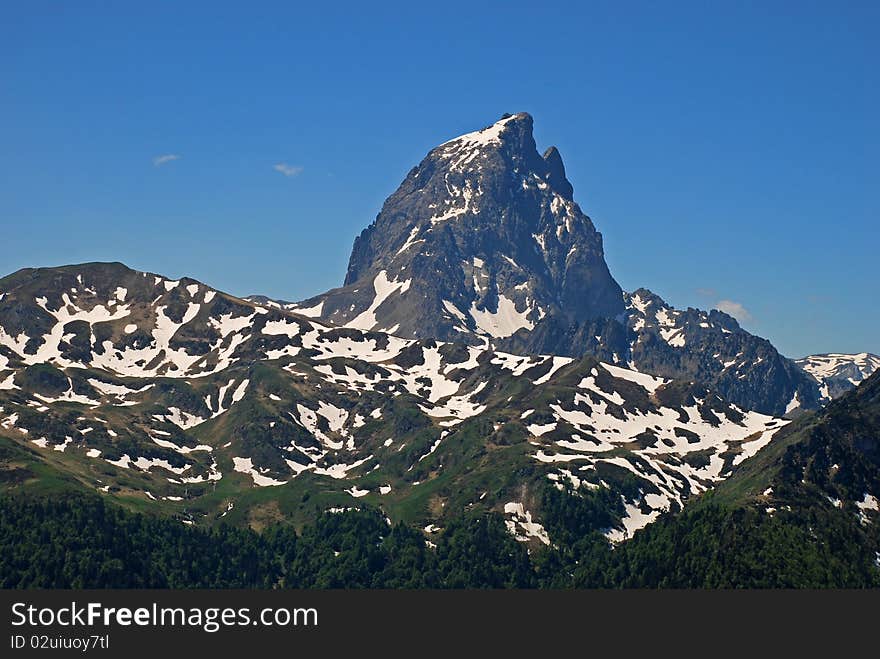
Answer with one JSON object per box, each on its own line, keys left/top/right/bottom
{"left": 431, "top": 112, "right": 538, "bottom": 164}
{"left": 317, "top": 113, "right": 625, "bottom": 344}
{"left": 273, "top": 113, "right": 830, "bottom": 417}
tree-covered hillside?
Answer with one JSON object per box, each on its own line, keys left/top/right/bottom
{"left": 2, "top": 372, "right": 878, "bottom": 589}
{"left": 2, "top": 487, "right": 877, "bottom": 589}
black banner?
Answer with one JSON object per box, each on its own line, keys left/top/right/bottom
{"left": 1, "top": 589, "right": 878, "bottom": 654}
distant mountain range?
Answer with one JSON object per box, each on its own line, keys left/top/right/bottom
{"left": 796, "top": 352, "right": 880, "bottom": 401}
{"left": 0, "top": 113, "right": 877, "bottom": 576}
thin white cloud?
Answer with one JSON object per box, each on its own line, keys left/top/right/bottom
{"left": 715, "top": 299, "right": 753, "bottom": 323}
{"left": 273, "top": 163, "right": 304, "bottom": 178}
{"left": 153, "top": 154, "right": 181, "bottom": 167}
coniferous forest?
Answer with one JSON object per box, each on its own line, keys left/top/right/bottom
{"left": 2, "top": 489, "right": 877, "bottom": 589}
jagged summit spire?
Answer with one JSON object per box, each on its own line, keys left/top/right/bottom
{"left": 439, "top": 112, "right": 533, "bottom": 148}
{"left": 542, "top": 146, "right": 573, "bottom": 199}
{"left": 428, "top": 111, "right": 543, "bottom": 183}
{"left": 432, "top": 113, "right": 575, "bottom": 200}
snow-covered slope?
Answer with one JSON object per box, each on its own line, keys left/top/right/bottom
{"left": 0, "top": 262, "right": 787, "bottom": 541}
{"left": 796, "top": 352, "right": 880, "bottom": 401}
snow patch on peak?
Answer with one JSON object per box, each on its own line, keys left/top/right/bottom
{"left": 469, "top": 294, "right": 534, "bottom": 338}
{"left": 346, "top": 270, "right": 411, "bottom": 331}
{"left": 439, "top": 113, "right": 521, "bottom": 150}
{"left": 395, "top": 225, "right": 425, "bottom": 256}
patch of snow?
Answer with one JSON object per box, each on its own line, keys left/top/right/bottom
{"left": 232, "top": 456, "right": 288, "bottom": 487}
{"left": 503, "top": 502, "right": 550, "bottom": 545}
{"left": 469, "top": 294, "right": 534, "bottom": 338}
{"left": 291, "top": 300, "right": 324, "bottom": 318}
{"left": 345, "top": 271, "right": 411, "bottom": 331}
{"left": 601, "top": 362, "right": 668, "bottom": 394}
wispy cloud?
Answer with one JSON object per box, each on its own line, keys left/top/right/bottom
{"left": 152, "top": 154, "right": 181, "bottom": 167}
{"left": 714, "top": 299, "right": 753, "bottom": 323}
{"left": 695, "top": 287, "right": 717, "bottom": 299}
{"left": 273, "top": 163, "right": 304, "bottom": 178}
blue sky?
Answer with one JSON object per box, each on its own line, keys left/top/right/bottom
{"left": 1, "top": 1, "right": 877, "bottom": 357}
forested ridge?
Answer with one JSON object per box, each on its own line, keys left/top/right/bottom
{"left": 4, "top": 374, "right": 879, "bottom": 589}
{"left": 2, "top": 489, "right": 877, "bottom": 589}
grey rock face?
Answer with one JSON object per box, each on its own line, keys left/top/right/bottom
{"left": 302, "top": 112, "right": 625, "bottom": 343}
{"left": 622, "top": 289, "right": 821, "bottom": 416}
{"left": 498, "top": 287, "right": 821, "bottom": 416}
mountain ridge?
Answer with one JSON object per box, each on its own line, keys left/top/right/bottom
{"left": 0, "top": 260, "right": 789, "bottom": 541}
{"left": 795, "top": 352, "right": 880, "bottom": 401}
{"left": 267, "top": 113, "right": 826, "bottom": 416}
